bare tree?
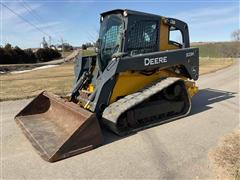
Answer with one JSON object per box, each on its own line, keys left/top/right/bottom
{"left": 231, "top": 29, "right": 240, "bottom": 41}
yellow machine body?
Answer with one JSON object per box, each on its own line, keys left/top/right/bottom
{"left": 108, "top": 18, "right": 198, "bottom": 104}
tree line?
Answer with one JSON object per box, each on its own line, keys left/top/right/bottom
{"left": 0, "top": 44, "right": 61, "bottom": 64}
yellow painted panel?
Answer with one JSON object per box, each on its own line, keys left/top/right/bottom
{"left": 109, "top": 70, "right": 178, "bottom": 103}
{"left": 185, "top": 80, "right": 198, "bottom": 97}
{"left": 110, "top": 72, "right": 197, "bottom": 104}
{"left": 159, "top": 18, "right": 179, "bottom": 51}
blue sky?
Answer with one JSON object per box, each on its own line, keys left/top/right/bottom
{"left": 1, "top": 0, "right": 239, "bottom": 48}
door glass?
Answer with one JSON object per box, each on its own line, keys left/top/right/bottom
{"left": 169, "top": 28, "right": 183, "bottom": 45}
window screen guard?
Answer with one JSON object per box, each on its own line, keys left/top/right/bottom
{"left": 127, "top": 20, "right": 159, "bottom": 54}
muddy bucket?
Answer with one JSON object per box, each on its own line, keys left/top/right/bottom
{"left": 15, "top": 91, "right": 103, "bottom": 162}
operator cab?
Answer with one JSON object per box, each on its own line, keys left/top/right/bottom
{"left": 98, "top": 9, "right": 190, "bottom": 71}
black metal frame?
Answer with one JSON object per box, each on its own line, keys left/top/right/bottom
{"left": 74, "top": 55, "right": 96, "bottom": 84}
{"left": 101, "top": 9, "right": 190, "bottom": 51}
{"left": 89, "top": 47, "right": 199, "bottom": 114}
{"left": 73, "top": 9, "right": 199, "bottom": 115}
{"left": 124, "top": 14, "right": 160, "bottom": 54}
{"left": 165, "top": 18, "right": 190, "bottom": 48}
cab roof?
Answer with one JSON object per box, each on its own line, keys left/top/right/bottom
{"left": 101, "top": 9, "right": 162, "bottom": 18}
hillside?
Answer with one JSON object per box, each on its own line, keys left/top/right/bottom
{"left": 191, "top": 41, "right": 240, "bottom": 58}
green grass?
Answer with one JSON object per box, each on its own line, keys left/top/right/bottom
{"left": 82, "top": 50, "right": 96, "bottom": 57}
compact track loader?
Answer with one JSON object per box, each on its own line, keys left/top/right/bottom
{"left": 15, "top": 9, "right": 199, "bottom": 162}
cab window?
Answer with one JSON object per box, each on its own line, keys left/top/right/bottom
{"left": 169, "top": 26, "right": 183, "bottom": 47}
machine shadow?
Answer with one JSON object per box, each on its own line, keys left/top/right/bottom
{"left": 101, "top": 88, "right": 237, "bottom": 145}
{"left": 189, "top": 88, "right": 236, "bottom": 116}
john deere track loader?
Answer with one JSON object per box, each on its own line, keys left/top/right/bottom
{"left": 15, "top": 9, "right": 199, "bottom": 162}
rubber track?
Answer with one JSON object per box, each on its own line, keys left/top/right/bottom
{"left": 102, "top": 77, "right": 185, "bottom": 131}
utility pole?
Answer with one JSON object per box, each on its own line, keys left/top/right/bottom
{"left": 42, "top": 37, "right": 48, "bottom": 48}
{"left": 61, "top": 37, "right": 64, "bottom": 58}
{"left": 49, "top": 36, "right": 52, "bottom": 47}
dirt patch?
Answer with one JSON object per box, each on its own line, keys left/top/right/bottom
{"left": 209, "top": 130, "right": 240, "bottom": 179}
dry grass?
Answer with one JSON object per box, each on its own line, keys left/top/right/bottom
{"left": 0, "top": 57, "right": 234, "bottom": 101}
{"left": 209, "top": 130, "right": 240, "bottom": 179}
{"left": 199, "top": 57, "right": 233, "bottom": 75}
{"left": 0, "top": 63, "right": 74, "bottom": 101}
{"left": 62, "top": 50, "right": 74, "bottom": 58}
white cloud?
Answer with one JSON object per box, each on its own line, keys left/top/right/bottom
{"left": 192, "top": 16, "right": 238, "bottom": 28}
{"left": 172, "top": 5, "right": 239, "bottom": 33}
{"left": 174, "top": 6, "right": 238, "bottom": 22}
